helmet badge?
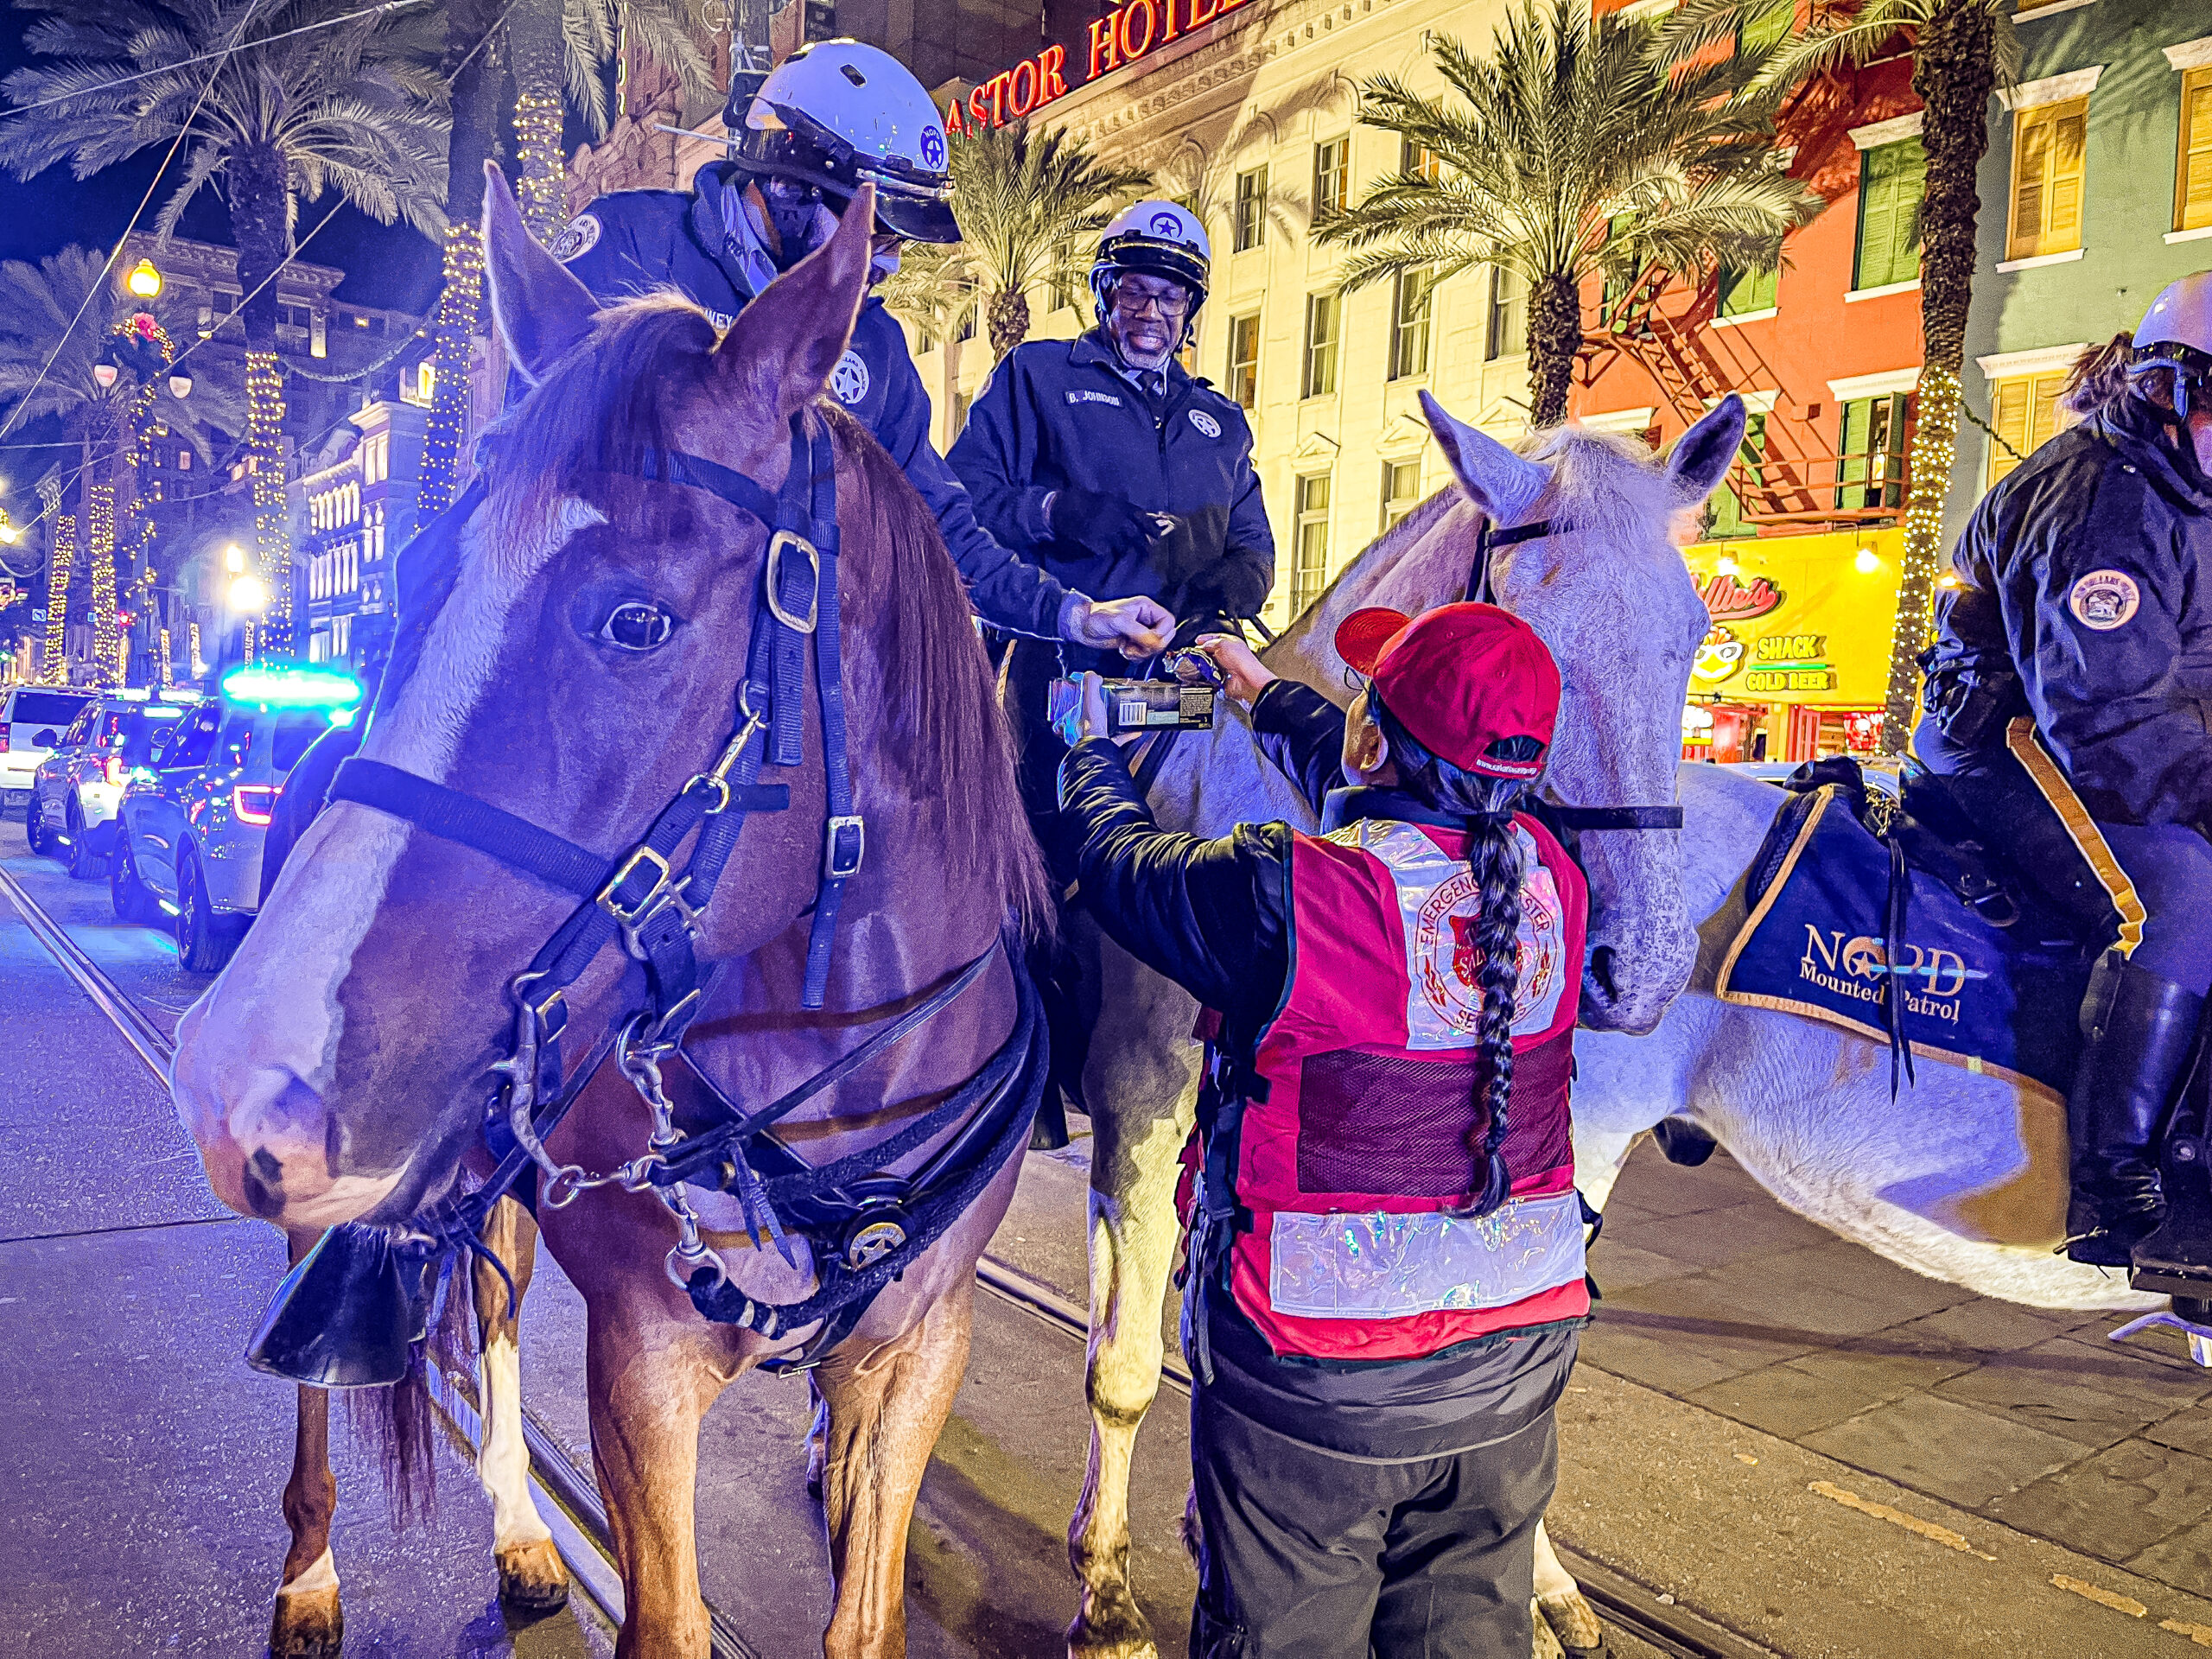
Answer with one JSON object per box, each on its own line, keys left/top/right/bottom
{"left": 919, "top": 125, "right": 946, "bottom": 169}
{"left": 1148, "top": 209, "right": 1184, "bottom": 238}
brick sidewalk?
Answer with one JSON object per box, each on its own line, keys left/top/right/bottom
{"left": 1586, "top": 1138, "right": 2212, "bottom": 1595}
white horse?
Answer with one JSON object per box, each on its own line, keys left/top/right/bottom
{"left": 1571, "top": 758, "right": 2161, "bottom": 1314}
{"left": 1063, "top": 391, "right": 1749, "bottom": 1659}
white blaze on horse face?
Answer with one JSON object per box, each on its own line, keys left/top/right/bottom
{"left": 169, "top": 499, "right": 609, "bottom": 1229}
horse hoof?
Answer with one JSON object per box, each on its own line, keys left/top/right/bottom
{"left": 497, "top": 1537, "right": 571, "bottom": 1613}
{"left": 1539, "top": 1589, "right": 1609, "bottom": 1658}
{"left": 1068, "top": 1590, "right": 1159, "bottom": 1659}
{"left": 270, "top": 1586, "right": 342, "bottom": 1659}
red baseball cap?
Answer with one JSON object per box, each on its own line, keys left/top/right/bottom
{"left": 1333, "top": 602, "right": 1560, "bottom": 780}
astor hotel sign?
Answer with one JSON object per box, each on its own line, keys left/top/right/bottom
{"left": 944, "top": 0, "right": 1256, "bottom": 135}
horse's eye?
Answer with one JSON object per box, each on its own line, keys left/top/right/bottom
{"left": 599, "top": 601, "right": 675, "bottom": 652}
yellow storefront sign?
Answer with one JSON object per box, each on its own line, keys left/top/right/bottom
{"left": 1684, "top": 528, "right": 1904, "bottom": 709}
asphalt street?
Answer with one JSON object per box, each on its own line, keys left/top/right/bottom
{"left": 8, "top": 804, "right": 2212, "bottom": 1657}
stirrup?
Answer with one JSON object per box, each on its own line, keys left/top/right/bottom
{"left": 2110, "top": 1301, "right": 2212, "bottom": 1369}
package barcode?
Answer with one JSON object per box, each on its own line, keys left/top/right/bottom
{"left": 1117, "top": 702, "right": 1147, "bottom": 727}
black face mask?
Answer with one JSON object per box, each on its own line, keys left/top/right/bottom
{"left": 763, "top": 180, "right": 827, "bottom": 267}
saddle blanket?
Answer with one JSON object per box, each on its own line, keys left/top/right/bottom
{"left": 1714, "top": 782, "right": 2090, "bottom": 1103}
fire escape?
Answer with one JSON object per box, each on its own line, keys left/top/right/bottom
{"left": 1578, "top": 268, "right": 1910, "bottom": 531}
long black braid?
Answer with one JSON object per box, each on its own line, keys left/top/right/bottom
{"left": 1370, "top": 691, "right": 1545, "bottom": 1219}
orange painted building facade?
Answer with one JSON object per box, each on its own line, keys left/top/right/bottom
{"left": 1569, "top": 58, "right": 1928, "bottom": 765}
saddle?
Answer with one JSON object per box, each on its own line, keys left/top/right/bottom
{"left": 1718, "top": 755, "right": 2107, "bottom": 1103}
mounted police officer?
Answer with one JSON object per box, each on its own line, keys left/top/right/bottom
{"left": 1918, "top": 270, "right": 2212, "bottom": 1272}
{"left": 949, "top": 200, "right": 1275, "bottom": 839}
{"left": 1055, "top": 610, "right": 1587, "bottom": 1657}
{"left": 550, "top": 40, "right": 1172, "bottom": 659}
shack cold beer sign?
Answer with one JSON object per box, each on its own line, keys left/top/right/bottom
{"left": 944, "top": 0, "right": 1256, "bottom": 135}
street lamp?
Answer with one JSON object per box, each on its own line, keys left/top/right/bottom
{"left": 223, "top": 543, "right": 245, "bottom": 573}
{"left": 228, "top": 573, "right": 269, "bottom": 613}
{"left": 92, "top": 363, "right": 118, "bottom": 390}
{"left": 168, "top": 372, "right": 192, "bottom": 398}
{"left": 126, "top": 258, "right": 163, "bottom": 301}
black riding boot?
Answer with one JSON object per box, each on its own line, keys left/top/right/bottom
{"left": 2064, "top": 954, "right": 2203, "bottom": 1266}
{"left": 2132, "top": 1076, "right": 2212, "bottom": 1296}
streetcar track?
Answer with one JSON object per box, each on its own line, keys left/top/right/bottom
{"left": 1, "top": 855, "right": 1766, "bottom": 1659}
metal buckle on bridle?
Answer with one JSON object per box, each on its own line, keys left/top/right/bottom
{"left": 597, "top": 843, "right": 676, "bottom": 927}
{"left": 824, "top": 814, "right": 865, "bottom": 880}
{"left": 765, "top": 530, "right": 820, "bottom": 634}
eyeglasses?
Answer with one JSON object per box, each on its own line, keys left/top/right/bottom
{"left": 1110, "top": 283, "right": 1190, "bottom": 321}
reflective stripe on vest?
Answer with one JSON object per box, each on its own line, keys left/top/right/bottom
{"left": 1224, "top": 811, "right": 1591, "bottom": 1363}
{"left": 1269, "top": 1190, "right": 1586, "bottom": 1319}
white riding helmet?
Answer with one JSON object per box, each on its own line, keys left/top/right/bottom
{"left": 2132, "top": 269, "right": 2212, "bottom": 410}
{"left": 1090, "top": 200, "right": 1211, "bottom": 337}
{"left": 728, "top": 40, "right": 958, "bottom": 244}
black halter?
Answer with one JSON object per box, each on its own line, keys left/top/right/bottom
{"left": 1464, "top": 512, "right": 1685, "bottom": 836}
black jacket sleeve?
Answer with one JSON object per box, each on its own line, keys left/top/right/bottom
{"left": 1249, "top": 679, "right": 1351, "bottom": 817}
{"left": 2004, "top": 441, "right": 2212, "bottom": 826}
{"left": 1058, "top": 739, "right": 1291, "bottom": 1033}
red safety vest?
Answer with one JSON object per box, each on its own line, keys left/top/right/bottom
{"left": 1216, "top": 812, "right": 1590, "bottom": 1363}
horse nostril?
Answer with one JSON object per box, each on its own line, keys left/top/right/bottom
{"left": 1591, "top": 945, "right": 1622, "bottom": 1004}
{"left": 241, "top": 1147, "right": 286, "bottom": 1218}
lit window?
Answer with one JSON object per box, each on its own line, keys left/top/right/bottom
{"left": 1302, "top": 293, "right": 1339, "bottom": 398}
{"left": 1986, "top": 369, "right": 2070, "bottom": 486}
{"left": 1381, "top": 460, "right": 1422, "bottom": 531}
{"left": 1226, "top": 313, "right": 1261, "bottom": 410}
{"left": 1389, "top": 267, "right": 1433, "bottom": 380}
{"left": 1234, "top": 168, "right": 1267, "bottom": 252}
{"left": 2178, "top": 66, "right": 2212, "bottom": 234}
{"left": 1290, "top": 474, "right": 1332, "bottom": 615}
{"left": 1313, "top": 137, "right": 1350, "bottom": 220}
{"left": 2007, "top": 94, "right": 2088, "bottom": 262}
{"left": 1400, "top": 135, "right": 1442, "bottom": 182}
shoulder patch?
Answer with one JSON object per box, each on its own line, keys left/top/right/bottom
{"left": 830, "top": 349, "right": 870, "bottom": 406}
{"left": 1065, "top": 389, "right": 1123, "bottom": 407}
{"left": 1188, "top": 409, "right": 1222, "bottom": 439}
{"left": 550, "top": 213, "right": 601, "bottom": 264}
{"left": 2069, "top": 569, "right": 2140, "bottom": 632}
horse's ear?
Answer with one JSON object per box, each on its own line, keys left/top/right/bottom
{"left": 715, "top": 183, "right": 874, "bottom": 420}
{"left": 481, "top": 162, "right": 599, "bottom": 386}
{"left": 1667, "top": 394, "right": 1748, "bottom": 505}
{"left": 1419, "top": 391, "right": 1548, "bottom": 525}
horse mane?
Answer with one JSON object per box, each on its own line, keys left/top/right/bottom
{"left": 823, "top": 403, "right": 1051, "bottom": 934}
{"left": 486, "top": 293, "right": 1048, "bottom": 933}
{"left": 1521, "top": 423, "right": 1685, "bottom": 555}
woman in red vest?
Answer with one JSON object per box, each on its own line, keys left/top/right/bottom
{"left": 1055, "top": 602, "right": 1590, "bottom": 1658}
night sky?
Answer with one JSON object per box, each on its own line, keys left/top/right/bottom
{"left": 0, "top": 12, "right": 446, "bottom": 316}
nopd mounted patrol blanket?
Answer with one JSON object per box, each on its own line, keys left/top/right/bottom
{"left": 1716, "top": 753, "right": 2108, "bottom": 1103}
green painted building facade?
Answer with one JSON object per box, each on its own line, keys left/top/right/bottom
{"left": 1949, "top": 0, "right": 2212, "bottom": 539}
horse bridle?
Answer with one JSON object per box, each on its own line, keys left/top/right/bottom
{"left": 320, "top": 409, "right": 1003, "bottom": 1315}
{"left": 1465, "top": 512, "right": 1686, "bottom": 837}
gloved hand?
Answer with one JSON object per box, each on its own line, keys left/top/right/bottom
{"left": 1065, "top": 594, "right": 1175, "bottom": 658}
{"left": 1048, "top": 487, "right": 1160, "bottom": 563}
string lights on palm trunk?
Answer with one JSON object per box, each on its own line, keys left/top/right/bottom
{"left": 1879, "top": 363, "right": 1961, "bottom": 753}
{"left": 86, "top": 480, "right": 119, "bottom": 690}
{"left": 419, "top": 224, "right": 486, "bottom": 517}
{"left": 516, "top": 91, "right": 568, "bottom": 245}
{"left": 40, "top": 505, "right": 74, "bottom": 685}
{"left": 245, "top": 350, "right": 290, "bottom": 654}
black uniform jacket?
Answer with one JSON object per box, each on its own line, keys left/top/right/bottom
{"left": 1058, "top": 681, "right": 1580, "bottom": 1459}
{"left": 951, "top": 329, "right": 1274, "bottom": 626}
{"left": 551, "top": 162, "right": 1071, "bottom": 640}
{"left": 1922, "top": 396, "right": 2212, "bottom": 826}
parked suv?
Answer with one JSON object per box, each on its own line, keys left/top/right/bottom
{"left": 27, "top": 691, "right": 200, "bottom": 877}
{"left": 2, "top": 684, "right": 99, "bottom": 810}
{"left": 111, "top": 664, "right": 364, "bottom": 971}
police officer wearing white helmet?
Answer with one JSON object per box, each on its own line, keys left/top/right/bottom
{"left": 950, "top": 200, "right": 1275, "bottom": 846}
{"left": 550, "top": 41, "right": 1173, "bottom": 657}
{"left": 1920, "top": 269, "right": 2212, "bottom": 1281}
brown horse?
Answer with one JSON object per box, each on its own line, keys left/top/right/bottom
{"left": 174, "top": 168, "right": 1048, "bottom": 1657}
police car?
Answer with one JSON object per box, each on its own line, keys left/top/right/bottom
{"left": 111, "top": 664, "right": 363, "bottom": 971}
{"left": 26, "top": 690, "right": 200, "bottom": 878}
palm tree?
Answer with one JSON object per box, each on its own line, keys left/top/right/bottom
{"left": 1316, "top": 0, "right": 1825, "bottom": 428}
{"left": 0, "top": 0, "right": 448, "bottom": 655}
{"left": 1669, "top": 0, "right": 2021, "bottom": 751}
{"left": 0, "top": 247, "right": 244, "bottom": 683}
{"left": 881, "top": 121, "right": 1150, "bottom": 359}
{"left": 507, "top": 0, "right": 720, "bottom": 243}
